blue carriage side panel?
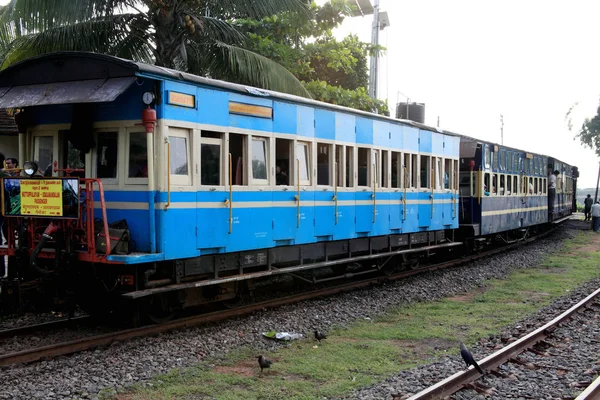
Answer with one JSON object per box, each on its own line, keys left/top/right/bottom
{"left": 163, "top": 80, "right": 199, "bottom": 123}
{"left": 335, "top": 112, "right": 355, "bottom": 143}
{"left": 297, "top": 105, "right": 315, "bottom": 138}
{"left": 273, "top": 101, "right": 297, "bottom": 135}
{"left": 389, "top": 123, "right": 403, "bottom": 231}
{"left": 197, "top": 87, "right": 229, "bottom": 127}
{"left": 314, "top": 108, "right": 336, "bottom": 239}
{"left": 442, "top": 135, "right": 460, "bottom": 228}
{"left": 418, "top": 129, "right": 432, "bottom": 229}
{"left": 429, "top": 132, "right": 445, "bottom": 230}
{"left": 334, "top": 112, "right": 356, "bottom": 240}
{"left": 401, "top": 126, "right": 419, "bottom": 233}
{"left": 372, "top": 120, "right": 391, "bottom": 236}
{"left": 314, "top": 108, "right": 335, "bottom": 141}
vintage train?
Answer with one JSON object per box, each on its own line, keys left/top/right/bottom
{"left": 0, "top": 52, "right": 577, "bottom": 322}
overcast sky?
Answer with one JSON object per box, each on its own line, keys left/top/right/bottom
{"left": 321, "top": 0, "right": 600, "bottom": 188}
{"left": 2, "top": 0, "right": 600, "bottom": 187}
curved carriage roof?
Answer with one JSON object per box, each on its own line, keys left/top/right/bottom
{"left": 0, "top": 51, "right": 456, "bottom": 137}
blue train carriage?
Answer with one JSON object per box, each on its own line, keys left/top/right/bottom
{"left": 458, "top": 137, "right": 551, "bottom": 239}
{"left": 0, "top": 52, "right": 461, "bottom": 318}
{"left": 547, "top": 157, "right": 577, "bottom": 222}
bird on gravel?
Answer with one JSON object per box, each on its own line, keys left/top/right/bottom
{"left": 257, "top": 355, "right": 272, "bottom": 374}
{"left": 459, "top": 342, "right": 485, "bottom": 375}
{"left": 314, "top": 330, "right": 327, "bottom": 343}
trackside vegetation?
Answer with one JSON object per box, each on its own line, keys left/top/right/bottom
{"left": 112, "top": 231, "right": 600, "bottom": 400}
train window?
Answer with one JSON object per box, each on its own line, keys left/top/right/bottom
{"left": 168, "top": 128, "right": 192, "bottom": 186}
{"left": 499, "top": 175, "right": 505, "bottom": 195}
{"left": 34, "top": 135, "right": 55, "bottom": 177}
{"left": 357, "top": 147, "right": 370, "bottom": 187}
{"left": 96, "top": 132, "right": 119, "bottom": 181}
{"left": 435, "top": 157, "right": 442, "bottom": 190}
{"left": 61, "top": 130, "right": 86, "bottom": 179}
{"left": 453, "top": 160, "right": 459, "bottom": 190}
{"left": 411, "top": 154, "right": 418, "bottom": 188}
{"left": 296, "top": 141, "right": 311, "bottom": 186}
{"left": 484, "top": 173, "right": 490, "bottom": 195}
{"left": 444, "top": 158, "right": 451, "bottom": 190}
{"left": 381, "top": 150, "right": 389, "bottom": 188}
{"left": 513, "top": 176, "right": 518, "bottom": 196}
{"left": 484, "top": 146, "right": 491, "bottom": 169}
{"left": 373, "top": 149, "right": 380, "bottom": 187}
{"left": 420, "top": 155, "right": 430, "bottom": 189}
{"left": 506, "top": 175, "right": 512, "bottom": 195}
{"left": 499, "top": 150, "right": 505, "bottom": 171}
{"left": 543, "top": 178, "right": 547, "bottom": 194}
{"left": 252, "top": 137, "right": 268, "bottom": 184}
{"left": 335, "top": 145, "right": 343, "bottom": 188}
{"left": 275, "top": 138, "right": 292, "bottom": 186}
{"left": 230, "top": 133, "right": 246, "bottom": 185}
{"left": 317, "top": 142, "right": 331, "bottom": 186}
{"left": 345, "top": 146, "right": 354, "bottom": 187}
{"left": 392, "top": 152, "right": 401, "bottom": 188}
{"left": 492, "top": 174, "right": 497, "bottom": 195}
{"left": 200, "top": 133, "right": 221, "bottom": 186}
{"left": 127, "top": 131, "right": 148, "bottom": 180}
{"left": 403, "top": 153, "right": 411, "bottom": 188}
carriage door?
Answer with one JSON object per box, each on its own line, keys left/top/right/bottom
{"left": 272, "top": 138, "right": 297, "bottom": 242}
{"left": 314, "top": 142, "right": 335, "bottom": 239}
{"left": 418, "top": 130, "right": 433, "bottom": 228}
{"left": 197, "top": 130, "right": 228, "bottom": 249}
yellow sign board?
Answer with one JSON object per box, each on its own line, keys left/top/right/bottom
{"left": 168, "top": 91, "right": 196, "bottom": 108}
{"left": 229, "top": 101, "right": 273, "bottom": 119}
{"left": 2, "top": 178, "right": 80, "bottom": 219}
{"left": 20, "top": 179, "right": 63, "bottom": 216}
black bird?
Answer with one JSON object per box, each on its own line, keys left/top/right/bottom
{"left": 257, "top": 355, "right": 272, "bottom": 374}
{"left": 314, "top": 330, "right": 327, "bottom": 343}
{"left": 459, "top": 342, "right": 484, "bottom": 375}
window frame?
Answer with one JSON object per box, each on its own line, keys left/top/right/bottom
{"left": 32, "top": 130, "right": 59, "bottom": 178}
{"left": 200, "top": 137, "right": 223, "bottom": 187}
{"left": 94, "top": 129, "right": 121, "bottom": 185}
{"left": 168, "top": 127, "right": 193, "bottom": 186}
{"left": 125, "top": 129, "right": 149, "bottom": 185}
{"left": 250, "top": 136, "right": 269, "bottom": 186}
{"left": 295, "top": 140, "right": 311, "bottom": 186}
{"left": 357, "top": 147, "right": 371, "bottom": 188}
{"left": 316, "top": 142, "right": 333, "bottom": 187}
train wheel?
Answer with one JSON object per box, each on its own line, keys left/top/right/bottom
{"left": 144, "top": 294, "right": 176, "bottom": 324}
{"left": 222, "top": 282, "right": 248, "bottom": 309}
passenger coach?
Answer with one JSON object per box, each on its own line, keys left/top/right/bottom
{"left": 0, "top": 52, "right": 462, "bottom": 318}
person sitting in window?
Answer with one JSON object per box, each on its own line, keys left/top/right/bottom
{"left": 276, "top": 165, "right": 288, "bottom": 186}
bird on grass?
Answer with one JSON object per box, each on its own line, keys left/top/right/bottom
{"left": 257, "top": 355, "right": 272, "bottom": 374}
{"left": 459, "top": 342, "right": 484, "bottom": 375}
{"left": 314, "top": 330, "right": 327, "bottom": 343}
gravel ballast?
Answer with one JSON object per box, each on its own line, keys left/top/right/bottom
{"left": 1, "top": 226, "right": 596, "bottom": 400}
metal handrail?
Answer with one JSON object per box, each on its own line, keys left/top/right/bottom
{"left": 334, "top": 162, "right": 338, "bottom": 224}
{"left": 403, "top": 166, "right": 408, "bottom": 221}
{"left": 228, "top": 153, "right": 233, "bottom": 233}
{"left": 164, "top": 140, "right": 171, "bottom": 210}
{"left": 295, "top": 159, "right": 300, "bottom": 227}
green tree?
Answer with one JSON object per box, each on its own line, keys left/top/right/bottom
{"left": 570, "top": 101, "right": 600, "bottom": 157}
{"left": 236, "top": 0, "right": 389, "bottom": 114}
{"left": 0, "top": 0, "right": 311, "bottom": 97}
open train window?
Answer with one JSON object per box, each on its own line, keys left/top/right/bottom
{"left": 513, "top": 176, "right": 518, "bottom": 195}
{"left": 276, "top": 138, "right": 292, "bottom": 186}
{"left": 444, "top": 158, "right": 451, "bottom": 190}
{"left": 168, "top": 128, "right": 191, "bottom": 186}
{"left": 411, "top": 154, "right": 418, "bottom": 188}
{"left": 251, "top": 137, "right": 268, "bottom": 185}
{"left": 296, "top": 141, "right": 311, "bottom": 186}
{"left": 357, "top": 147, "right": 370, "bottom": 187}
{"left": 499, "top": 175, "right": 505, "bottom": 195}
{"left": 126, "top": 131, "right": 148, "bottom": 183}
{"left": 229, "top": 133, "right": 246, "bottom": 186}
{"left": 434, "top": 157, "right": 442, "bottom": 190}
{"left": 392, "top": 152, "right": 401, "bottom": 188}
{"left": 200, "top": 131, "right": 222, "bottom": 187}
{"left": 484, "top": 145, "right": 491, "bottom": 169}
{"left": 345, "top": 146, "right": 354, "bottom": 187}
{"left": 317, "top": 142, "right": 331, "bottom": 186}
{"left": 543, "top": 178, "right": 547, "bottom": 194}
{"left": 33, "top": 135, "right": 55, "bottom": 177}
{"left": 96, "top": 131, "right": 118, "bottom": 182}
{"left": 420, "top": 155, "right": 430, "bottom": 189}
{"left": 483, "top": 173, "right": 490, "bottom": 195}
{"left": 506, "top": 175, "right": 512, "bottom": 195}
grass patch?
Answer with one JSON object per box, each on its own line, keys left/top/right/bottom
{"left": 117, "top": 232, "right": 600, "bottom": 400}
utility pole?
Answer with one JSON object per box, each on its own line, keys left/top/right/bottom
{"left": 368, "top": 0, "right": 380, "bottom": 99}
{"left": 437, "top": 116, "right": 440, "bottom": 128}
{"left": 500, "top": 114, "right": 504, "bottom": 145}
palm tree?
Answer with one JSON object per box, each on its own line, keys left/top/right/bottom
{"left": 0, "top": 0, "right": 311, "bottom": 97}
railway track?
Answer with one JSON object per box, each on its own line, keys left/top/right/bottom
{"left": 405, "top": 286, "right": 600, "bottom": 400}
{"left": 0, "top": 226, "right": 561, "bottom": 369}
{"left": 0, "top": 315, "right": 90, "bottom": 340}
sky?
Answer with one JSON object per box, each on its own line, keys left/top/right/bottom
{"left": 2, "top": 0, "right": 600, "bottom": 187}
{"left": 318, "top": 0, "right": 600, "bottom": 188}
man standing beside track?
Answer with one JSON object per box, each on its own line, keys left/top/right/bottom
{"left": 584, "top": 194, "right": 593, "bottom": 221}
{"left": 591, "top": 201, "right": 600, "bottom": 232}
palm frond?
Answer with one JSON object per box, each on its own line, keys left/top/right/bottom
{"left": 188, "top": 40, "right": 311, "bottom": 98}
{"left": 189, "top": 14, "right": 246, "bottom": 44}
{"left": 204, "top": 0, "right": 309, "bottom": 20}
{"left": 1, "top": 13, "right": 153, "bottom": 69}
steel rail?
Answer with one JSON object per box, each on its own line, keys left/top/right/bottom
{"left": 0, "top": 315, "right": 90, "bottom": 340}
{"left": 406, "top": 286, "right": 600, "bottom": 400}
{"left": 575, "top": 375, "right": 600, "bottom": 400}
{"left": 0, "top": 224, "right": 560, "bottom": 368}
